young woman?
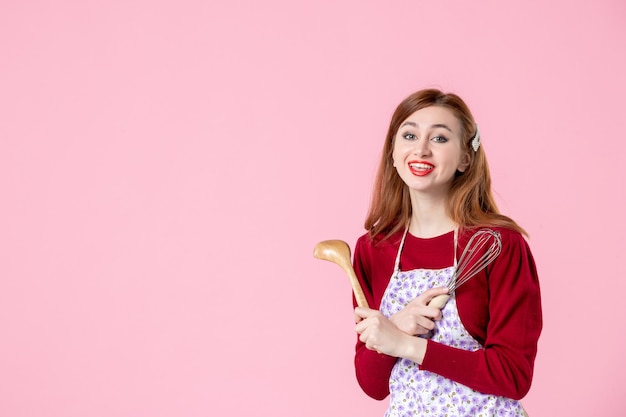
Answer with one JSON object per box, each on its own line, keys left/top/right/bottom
{"left": 353, "top": 89, "right": 542, "bottom": 416}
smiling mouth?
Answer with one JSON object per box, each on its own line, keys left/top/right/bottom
{"left": 408, "top": 161, "right": 434, "bottom": 176}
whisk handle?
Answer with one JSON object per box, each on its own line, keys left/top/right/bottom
{"left": 428, "top": 294, "right": 450, "bottom": 309}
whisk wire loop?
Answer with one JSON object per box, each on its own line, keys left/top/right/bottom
{"left": 447, "top": 229, "right": 502, "bottom": 292}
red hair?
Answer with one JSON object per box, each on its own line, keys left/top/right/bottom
{"left": 365, "top": 89, "right": 526, "bottom": 240}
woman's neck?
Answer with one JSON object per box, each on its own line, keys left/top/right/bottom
{"left": 408, "top": 192, "right": 456, "bottom": 238}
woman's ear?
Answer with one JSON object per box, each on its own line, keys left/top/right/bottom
{"left": 457, "top": 151, "right": 471, "bottom": 173}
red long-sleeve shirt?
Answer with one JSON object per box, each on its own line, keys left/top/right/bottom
{"left": 353, "top": 227, "right": 542, "bottom": 401}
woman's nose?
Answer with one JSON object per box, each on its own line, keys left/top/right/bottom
{"left": 413, "top": 138, "right": 431, "bottom": 156}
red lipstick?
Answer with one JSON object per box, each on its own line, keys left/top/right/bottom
{"left": 408, "top": 160, "right": 434, "bottom": 176}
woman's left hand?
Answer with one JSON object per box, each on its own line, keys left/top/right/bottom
{"left": 389, "top": 286, "right": 448, "bottom": 336}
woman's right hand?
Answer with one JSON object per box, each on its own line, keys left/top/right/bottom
{"left": 389, "top": 287, "right": 448, "bottom": 336}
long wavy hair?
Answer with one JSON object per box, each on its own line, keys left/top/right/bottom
{"left": 365, "top": 89, "right": 525, "bottom": 240}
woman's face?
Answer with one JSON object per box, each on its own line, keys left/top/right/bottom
{"left": 392, "top": 105, "right": 469, "bottom": 198}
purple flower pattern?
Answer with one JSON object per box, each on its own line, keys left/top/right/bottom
{"left": 379, "top": 266, "right": 527, "bottom": 417}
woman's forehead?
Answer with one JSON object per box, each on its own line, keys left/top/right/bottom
{"left": 401, "top": 106, "right": 462, "bottom": 132}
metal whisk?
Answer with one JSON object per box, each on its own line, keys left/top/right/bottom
{"left": 429, "top": 229, "right": 502, "bottom": 308}
{"left": 449, "top": 229, "right": 502, "bottom": 291}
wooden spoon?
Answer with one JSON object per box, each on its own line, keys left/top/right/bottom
{"left": 313, "top": 240, "right": 369, "bottom": 308}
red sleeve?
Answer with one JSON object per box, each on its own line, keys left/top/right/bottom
{"left": 352, "top": 235, "right": 397, "bottom": 400}
{"left": 419, "top": 230, "right": 542, "bottom": 399}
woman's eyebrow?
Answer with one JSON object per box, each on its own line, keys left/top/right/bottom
{"left": 400, "top": 121, "right": 453, "bottom": 133}
{"left": 432, "top": 123, "right": 453, "bottom": 133}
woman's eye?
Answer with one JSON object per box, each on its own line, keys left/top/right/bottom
{"left": 403, "top": 133, "right": 417, "bottom": 140}
{"left": 432, "top": 135, "right": 448, "bottom": 143}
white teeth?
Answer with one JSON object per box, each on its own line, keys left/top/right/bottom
{"left": 410, "top": 163, "right": 433, "bottom": 169}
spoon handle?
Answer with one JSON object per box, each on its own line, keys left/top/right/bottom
{"left": 345, "top": 266, "right": 369, "bottom": 308}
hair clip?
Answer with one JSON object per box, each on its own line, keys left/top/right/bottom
{"left": 471, "top": 125, "right": 480, "bottom": 152}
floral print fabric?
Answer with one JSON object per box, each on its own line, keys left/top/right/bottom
{"left": 379, "top": 264, "right": 527, "bottom": 417}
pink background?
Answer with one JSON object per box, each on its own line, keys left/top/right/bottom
{"left": 1, "top": 1, "right": 625, "bottom": 416}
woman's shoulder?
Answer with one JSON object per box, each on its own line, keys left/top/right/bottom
{"left": 460, "top": 225, "right": 531, "bottom": 254}
{"left": 355, "top": 229, "right": 404, "bottom": 253}
{"left": 461, "top": 225, "right": 525, "bottom": 239}
{"left": 491, "top": 226, "right": 528, "bottom": 245}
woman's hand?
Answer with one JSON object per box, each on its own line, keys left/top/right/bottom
{"left": 389, "top": 287, "right": 448, "bottom": 336}
{"left": 354, "top": 307, "right": 427, "bottom": 362}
